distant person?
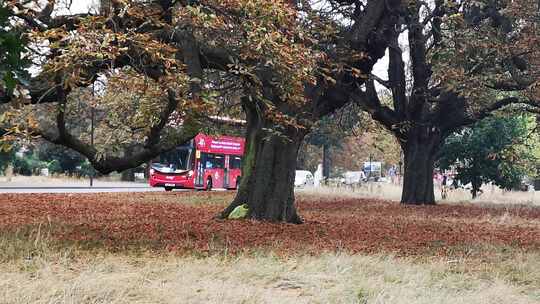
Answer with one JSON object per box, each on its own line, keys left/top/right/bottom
{"left": 441, "top": 174, "right": 448, "bottom": 199}
{"left": 359, "top": 170, "right": 366, "bottom": 181}
{"left": 388, "top": 165, "right": 397, "bottom": 184}
{"left": 434, "top": 171, "right": 441, "bottom": 183}
{"left": 452, "top": 177, "right": 458, "bottom": 190}
{"left": 314, "top": 164, "right": 323, "bottom": 187}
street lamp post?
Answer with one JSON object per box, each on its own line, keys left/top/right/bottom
{"left": 90, "top": 106, "right": 94, "bottom": 187}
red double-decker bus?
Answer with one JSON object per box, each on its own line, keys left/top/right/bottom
{"left": 149, "top": 134, "right": 245, "bottom": 191}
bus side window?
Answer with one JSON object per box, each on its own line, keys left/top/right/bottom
{"left": 204, "top": 154, "right": 213, "bottom": 169}
{"left": 230, "top": 156, "right": 242, "bottom": 169}
{"left": 213, "top": 155, "right": 224, "bottom": 169}
{"left": 187, "top": 149, "right": 194, "bottom": 170}
{"left": 204, "top": 154, "right": 225, "bottom": 169}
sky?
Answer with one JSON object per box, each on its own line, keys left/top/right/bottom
{"left": 54, "top": 0, "right": 98, "bottom": 15}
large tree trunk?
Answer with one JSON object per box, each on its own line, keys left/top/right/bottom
{"left": 322, "top": 143, "right": 330, "bottom": 184}
{"left": 219, "top": 101, "right": 305, "bottom": 223}
{"left": 471, "top": 177, "right": 482, "bottom": 199}
{"left": 400, "top": 127, "right": 442, "bottom": 205}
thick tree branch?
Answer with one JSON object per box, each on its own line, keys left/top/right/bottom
{"left": 176, "top": 29, "right": 204, "bottom": 99}
{"left": 312, "top": 0, "right": 402, "bottom": 118}
{"left": 35, "top": 80, "right": 197, "bottom": 174}
{"left": 369, "top": 74, "right": 391, "bottom": 89}
{"left": 388, "top": 29, "right": 407, "bottom": 117}
{"left": 433, "top": 94, "right": 540, "bottom": 135}
{"left": 469, "top": 97, "right": 540, "bottom": 124}
{"left": 407, "top": 4, "right": 431, "bottom": 120}
{"left": 350, "top": 80, "right": 403, "bottom": 139}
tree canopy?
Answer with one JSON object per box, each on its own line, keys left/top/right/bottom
{"left": 0, "top": 2, "right": 28, "bottom": 93}
{"left": 0, "top": 0, "right": 321, "bottom": 173}
{"left": 348, "top": 0, "right": 540, "bottom": 204}
{"left": 438, "top": 114, "right": 539, "bottom": 198}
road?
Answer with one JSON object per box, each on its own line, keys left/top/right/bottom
{"left": 0, "top": 177, "right": 236, "bottom": 193}
{"left": 0, "top": 177, "right": 165, "bottom": 193}
{"left": 0, "top": 186, "right": 165, "bottom": 194}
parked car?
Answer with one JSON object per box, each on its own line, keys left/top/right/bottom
{"left": 343, "top": 171, "right": 366, "bottom": 185}
{"left": 516, "top": 179, "right": 534, "bottom": 192}
{"left": 363, "top": 161, "right": 382, "bottom": 180}
{"left": 295, "top": 170, "right": 314, "bottom": 187}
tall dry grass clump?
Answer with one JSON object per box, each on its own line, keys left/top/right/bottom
{"left": 298, "top": 183, "right": 540, "bottom": 206}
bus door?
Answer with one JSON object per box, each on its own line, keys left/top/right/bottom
{"left": 229, "top": 156, "right": 242, "bottom": 189}
{"left": 194, "top": 150, "right": 204, "bottom": 187}
{"left": 223, "top": 155, "right": 230, "bottom": 188}
{"left": 203, "top": 153, "right": 225, "bottom": 189}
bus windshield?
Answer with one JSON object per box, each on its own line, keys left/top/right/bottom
{"left": 155, "top": 148, "right": 192, "bottom": 172}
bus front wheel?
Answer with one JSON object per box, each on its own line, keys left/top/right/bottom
{"left": 206, "top": 178, "right": 213, "bottom": 191}
{"left": 164, "top": 186, "right": 173, "bottom": 192}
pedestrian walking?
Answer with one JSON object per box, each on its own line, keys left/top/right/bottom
{"left": 441, "top": 174, "right": 448, "bottom": 199}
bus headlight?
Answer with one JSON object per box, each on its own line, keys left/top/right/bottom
{"left": 150, "top": 168, "right": 155, "bottom": 175}
{"left": 188, "top": 170, "right": 194, "bottom": 177}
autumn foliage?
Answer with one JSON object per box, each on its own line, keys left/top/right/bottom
{"left": 1, "top": 192, "right": 538, "bottom": 257}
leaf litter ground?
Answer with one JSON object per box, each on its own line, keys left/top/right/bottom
{"left": 1, "top": 191, "right": 538, "bottom": 256}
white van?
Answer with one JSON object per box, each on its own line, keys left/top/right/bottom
{"left": 343, "top": 171, "right": 366, "bottom": 185}
{"left": 295, "top": 170, "right": 314, "bottom": 187}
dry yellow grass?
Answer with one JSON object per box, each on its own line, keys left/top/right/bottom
{"left": 299, "top": 184, "right": 540, "bottom": 206}
{"left": 1, "top": 222, "right": 539, "bottom": 304}
{"left": 1, "top": 249, "right": 539, "bottom": 304}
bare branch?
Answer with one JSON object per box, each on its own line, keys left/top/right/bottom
{"left": 33, "top": 78, "right": 197, "bottom": 174}
{"left": 369, "top": 74, "right": 391, "bottom": 89}
{"left": 467, "top": 97, "right": 540, "bottom": 124}
{"left": 350, "top": 81, "right": 404, "bottom": 139}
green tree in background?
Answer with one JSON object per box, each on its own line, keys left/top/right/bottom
{"left": 0, "top": 141, "right": 98, "bottom": 177}
{"left": 36, "top": 142, "right": 87, "bottom": 175}
{"left": 0, "top": 3, "right": 28, "bottom": 93}
{"left": 0, "top": 143, "right": 16, "bottom": 172}
{"left": 438, "top": 115, "right": 539, "bottom": 198}
{"left": 302, "top": 104, "right": 361, "bottom": 179}
{"left": 0, "top": 2, "right": 30, "bottom": 154}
